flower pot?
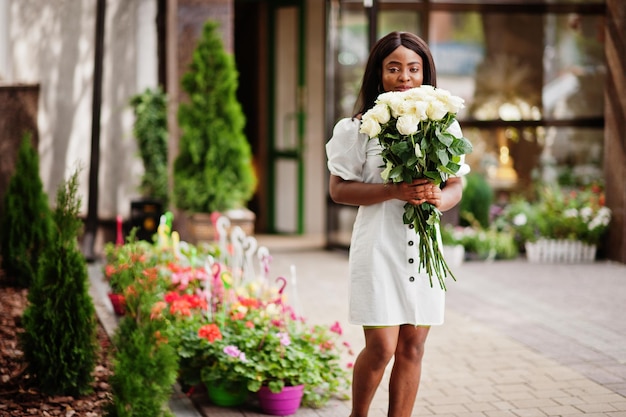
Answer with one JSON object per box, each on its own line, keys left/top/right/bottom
{"left": 442, "top": 244, "right": 465, "bottom": 268}
{"left": 184, "top": 208, "right": 256, "bottom": 244}
{"left": 525, "top": 239, "right": 597, "bottom": 263}
{"left": 257, "top": 385, "right": 304, "bottom": 416}
{"left": 107, "top": 292, "right": 126, "bottom": 315}
{"left": 206, "top": 381, "right": 248, "bottom": 407}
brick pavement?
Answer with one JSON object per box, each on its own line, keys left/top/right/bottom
{"left": 89, "top": 235, "right": 626, "bottom": 417}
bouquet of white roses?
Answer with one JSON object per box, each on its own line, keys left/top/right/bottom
{"left": 360, "top": 85, "right": 473, "bottom": 290}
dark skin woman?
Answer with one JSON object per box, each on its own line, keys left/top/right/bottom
{"left": 326, "top": 32, "right": 468, "bottom": 417}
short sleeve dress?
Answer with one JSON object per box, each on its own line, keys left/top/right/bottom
{"left": 326, "top": 117, "right": 470, "bottom": 326}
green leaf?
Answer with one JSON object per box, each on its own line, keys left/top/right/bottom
{"left": 390, "top": 141, "right": 410, "bottom": 154}
{"left": 435, "top": 128, "right": 455, "bottom": 147}
{"left": 423, "top": 171, "right": 442, "bottom": 183}
{"left": 449, "top": 136, "right": 473, "bottom": 155}
{"left": 442, "top": 162, "right": 461, "bottom": 175}
{"left": 388, "top": 165, "right": 404, "bottom": 181}
{"left": 436, "top": 149, "right": 449, "bottom": 167}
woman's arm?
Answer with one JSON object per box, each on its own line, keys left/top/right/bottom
{"left": 329, "top": 174, "right": 463, "bottom": 211}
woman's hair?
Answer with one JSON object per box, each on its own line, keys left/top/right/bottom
{"left": 354, "top": 32, "right": 437, "bottom": 117}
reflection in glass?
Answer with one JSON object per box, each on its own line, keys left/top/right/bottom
{"left": 543, "top": 14, "right": 605, "bottom": 119}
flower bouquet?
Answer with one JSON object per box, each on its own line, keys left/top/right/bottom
{"left": 360, "top": 85, "right": 473, "bottom": 289}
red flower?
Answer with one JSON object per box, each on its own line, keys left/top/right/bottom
{"left": 198, "top": 324, "right": 223, "bottom": 342}
{"left": 239, "top": 297, "right": 260, "bottom": 308}
{"left": 164, "top": 291, "right": 180, "bottom": 303}
{"left": 104, "top": 264, "right": 116, "bottom": 278}
{"left": 170, "top": 298, "right": 192, "bottom": 316}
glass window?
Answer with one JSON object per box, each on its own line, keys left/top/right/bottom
{"left": 543, "top": 14, "right": 605, "bottom": 118}
{"left": 378, "top": 11, "right": 421, "bottom": 37}
{"left": 333, "top": 10, "right": 368, "bottom": 117}
{"left": 325, "top": 0, "right": 606, "bottom": 249}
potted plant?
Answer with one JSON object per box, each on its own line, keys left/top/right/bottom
{"left": 102, "top": 231, "right": 158, "bottom": 315}
{"left": 501, "top": 183, "right": 611, "bottom": 262}
{"left": 171, "top": 271, "right": 352, "bottom": 412}
{"left": 173, "top": 20, "right": 256, "bottom": 242}
{"left": 130, "top": 87, "right": 169, "bottom": 206}
{"left": 128, "top": 87, "right": 169, "bottom": 242}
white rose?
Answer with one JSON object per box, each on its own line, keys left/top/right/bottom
{"left": 432, "top": 88, "right": 465, "bottom": 114}
{"left": 443, "top": 95, "right": 465, "bottom": 114}
{"left": 414, "top": 144, "right": 422, "bottom": 158}
{"left": 360, "top": 117, "right": 381, "bottom": 138}
{"left": 396, "top": 114, "right": 419, "bottom": 135}
{"left": 386, "top": 94, "right": 406, "bottom": 118}
{"left": 376, "top": 91, "right": 396, "bottom": 106}
{"left": 426, "top": 100, "right": 448, "bottom": 120}
{"left": 398, "top": 99, "right": 426, "bottom": 121}
{"left": 369, "top": 103, "right": 391, "bottom": 124}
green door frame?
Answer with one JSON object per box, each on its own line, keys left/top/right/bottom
{"left": 267, "top": 0, "right": 306, "bottom": 234}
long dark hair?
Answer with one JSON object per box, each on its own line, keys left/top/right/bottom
{"left": 354, "top": 32, "right": 437, "bottom": 117}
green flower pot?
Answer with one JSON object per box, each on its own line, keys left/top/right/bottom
{"left": 206, "top": 381, "right": 248, "bottom": 407}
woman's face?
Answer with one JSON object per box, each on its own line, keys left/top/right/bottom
{"left": 381, "top": 45, "right": 423, "bottom": 92}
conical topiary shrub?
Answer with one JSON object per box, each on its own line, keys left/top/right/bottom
{"left": 130, "top": 87, "right": 169, "bottom": 206}
{"left": 174, "top": 20, "right": 256, "bottom": 215}
{"left": 0, "top": 133, "right": 52, "bottom": 287}
{"left": 20, "top": 170, "right": 98, "bottom": 396}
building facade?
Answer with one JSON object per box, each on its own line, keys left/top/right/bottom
{"left": 0, "top": 0, "right": 624, "bottom": 262}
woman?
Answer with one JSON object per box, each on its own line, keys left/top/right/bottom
{"left": 326, "top": 32, "right": 470, "bottom": 417}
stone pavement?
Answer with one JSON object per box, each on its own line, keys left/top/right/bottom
{"left": 89, "top": 235, "right": 626, "bottom": 417}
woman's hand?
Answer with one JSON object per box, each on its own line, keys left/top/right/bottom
{"left": 394, "top": 179, "right": 442, "bottom": 207}
{"left": 329, "top": 175, "right": 462, "bottom": 211}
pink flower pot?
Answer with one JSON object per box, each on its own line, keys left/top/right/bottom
{"left": 257, "top": 384, "right": 304, "bottom": 416}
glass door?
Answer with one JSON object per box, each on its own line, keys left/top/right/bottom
{"left": 267, "top": 0, "right": 306, "bottom": 233}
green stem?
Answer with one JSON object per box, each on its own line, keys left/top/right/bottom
{"left": 407, "top": 204, "right": 456, "bottom": 290}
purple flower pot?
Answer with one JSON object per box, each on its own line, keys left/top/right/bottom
{"left": 257, "top": 384, "right": 304, "bottom": 416}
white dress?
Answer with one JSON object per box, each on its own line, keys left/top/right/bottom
{"left": 326, "top": 117, "right": 470, "bottom": 326}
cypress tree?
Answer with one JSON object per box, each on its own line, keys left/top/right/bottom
{"left": 174, "top": 20, "right": 256, "bottom": 214}
{"left": 130, "top": 87, "right": 169, "bottom": 206}
{"left": 107, "top": 257, "right": 179, "bottom": 417}
{"left": 0, "top": 134, "right": 52, "bottom": 287}
{"left": 20, "top": 170, "right": 98, "bottom": 396}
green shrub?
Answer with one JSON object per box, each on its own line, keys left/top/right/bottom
{"left": 460, "top": 173, "right": 494, "bottom": 229}
{"left": 20, "top": 171, "right": 98, "bottom": 396}
{"left": 0, "top": 134, "right": 53, "bottom": 287}
{"left": 174, "top": 20, "right": 256, "bottom": 213}
{"left": 107, "top": 258, "right": 178, "bottom": 417}
{"left": 130, "top": 87, "right": 169, "bottom": 206}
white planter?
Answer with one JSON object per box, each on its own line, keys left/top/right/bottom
{"left": 443, "top": 244, "right": 465, "bottom": 268}
{"left": 525, "top": 239, "right": 597, "bottom": 263}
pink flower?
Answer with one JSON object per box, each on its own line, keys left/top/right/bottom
{"left": 330, "top": 321, "right": 343, "bottom": 335}
{"left": 224, "top": 345, "right": 247, "bottom": 362}
{"left": 277, "top": 332, "right": 291, "bottom": 346}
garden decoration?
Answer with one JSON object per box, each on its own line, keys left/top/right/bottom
{"left": 103, "top": 213, "right": 352, "bottom": 412}
{"left": 502, "top": 183, "right": 611, "bottom": 263}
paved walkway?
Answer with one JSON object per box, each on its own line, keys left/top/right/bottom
{"left": 89, "top": 235, "right": 626, "bottom": 417}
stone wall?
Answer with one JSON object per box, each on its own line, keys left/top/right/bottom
{"left": 0, "top": 84, "right": 39, "bottom": 219}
